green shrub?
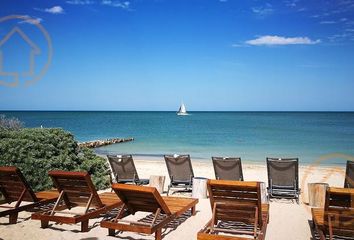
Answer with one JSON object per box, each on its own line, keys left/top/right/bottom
{"left": 0, "top": 128, "right": 110, "bottom": 192}
{"left": 77, "top": 147, "right": 111, "bottom": 190}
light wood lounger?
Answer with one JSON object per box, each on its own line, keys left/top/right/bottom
{"left": 312, "top": 187, "right": 354, "bottom": 240}
{"left": 100, "top": 183, "right": 198, "bottom": 240}
{"left": 31, "top": 170, "right": 122, "bottom": 232}
{"left": 0, "top": 166, "right": 58, "bottom": 224}
{"left": 198, "top": 180, "right": 269, "bottom": 240}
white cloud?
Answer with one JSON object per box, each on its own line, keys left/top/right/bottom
{"left": 231, "top": 43, "right": 244, "bottom": 47}
{"left": 252, "top": 3, "right": 273, "bottom": 17}
{"left": 66, "top": 0, "right": 94, "bottom": 4}
{"left": 284, "top": 0, "right": 299, "bottom": 8}
{"left": 19, "top": 16, "right": 43, "bottom": 25}
{"left": 246, "top": 35, "right": 321, "bottom": 46}
{"left": 102, "top": 0, "right": 131, "bottom": 10}
{"left": 327, "top": 33, "right": 349, "bottom": 42}
{"left": 320, "top": 21, "right": 336, "bottom": 24}
{"left": 45, "top": 6, "right": 65, "bottom": 14}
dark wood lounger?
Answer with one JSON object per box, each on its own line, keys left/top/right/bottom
{"left": 0, "top": 166, "right": 58, "bottom": 224}
{"left": 100, "top": 183, "right": 198, "bottom": 240}
{"left": 31, "top": 170, "right": 122, "bottom": 232}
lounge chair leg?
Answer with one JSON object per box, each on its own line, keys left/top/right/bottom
{"left": 9, "top": 213, "right": 18, "bottom": 224}
{"left": 108, "top": 228, "right": 115, "bottom": 236}
{"left": 167, "top": 185, "right": 170, "bottom": 196}
{"left": 81, "top": 220, "right": 89, "bottom": 232}
{"left": 41, "top": 220, "right": 49, "bottom": 228}
{"left": 191, "top": 206, "right": 196, "bottom": 216}
{"left": 311, "top": 219, "right": 315, "bottom": 229}
{"left": 155, "top": 229, "right": 162, "bottom": 240}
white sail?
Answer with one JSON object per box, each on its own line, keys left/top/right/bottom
{"left": 177, "top": 103, "right": 188, "bottom": 115}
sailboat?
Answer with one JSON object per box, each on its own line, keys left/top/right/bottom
{"left": 177, "top": 103, "right": 188, "bottom": 116}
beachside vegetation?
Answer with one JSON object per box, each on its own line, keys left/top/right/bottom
{"left": 0, "top": 127, "right": 110, "bottom": 191}
{"left": 0, "top": 114, "right": 23, "bottom": 131}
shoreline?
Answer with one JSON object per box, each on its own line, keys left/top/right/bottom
{"left": 96, "top": 152, "right": 350, "bottom": 168}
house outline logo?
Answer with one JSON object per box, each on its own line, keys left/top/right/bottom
{"left": 0, "top": 26, "right": 41, "bottom": 87}
{"left": 0, "top": 15, "right": 52, "bottom": 87}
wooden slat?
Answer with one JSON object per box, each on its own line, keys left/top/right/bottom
{"left": 54, "top": 185, "right": 91, "bottom": 193}
{"left": 101, "top": 220, "right": 153, "bottom": 234}
{"left": 112, "top": 184, "right": 172, "bottom": 215}
{"left": 198, "top": 229, "right": 252, "bottom": 240}
{"left": 312, "top": 187, "right": 354, "bottom": 238}
{"left": 212, "top": 198, "right": 258, "bottom": 205}
{"left": 210, "top": 190, "right": 258, "bottom": 199}
{"left": 162, "top": 196, "right": 198, "bottom": 217}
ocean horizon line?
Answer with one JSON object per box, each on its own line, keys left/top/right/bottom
{"left": 1, "top": 110, "right": 354, "bottom": 113}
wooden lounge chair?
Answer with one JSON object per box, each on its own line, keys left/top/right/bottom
{"left": 164, "top": 154, "right": 194, "bottom": 195}
{"left": 266, "top": 157, "right": 300, "bottom": 202}
{"left": 212, "top": 157, "right": 244, "bottom": 181}
{"left": 107, "top": 154, "right": 149, "bottom": 185}
{"left": 31, "top": 170, "right": 122, "bottom": 232}
{"left": 0, "top": 166, "right": 58, "bottom": 224}
{"left": 344, "top": 160, "right": 354, "bottom": 188}
{"left": 312, "top": 187, "right": 354, "bottom": 240}
{"left": 100, "top": 183, "right": 198, "bottom": 240}
{"left": 198, "top": 180, "right": 269, "bottom": 240}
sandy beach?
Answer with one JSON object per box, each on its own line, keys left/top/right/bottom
{"left": 0, "top": 159, "right": 346, "bottom": 240}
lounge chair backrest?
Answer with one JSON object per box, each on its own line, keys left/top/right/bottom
{"left": 323, "top": 187, "right": 354, "bottom": 235}
{"left": 164, "top": 155, "right": 194, "bottom": 182}
{"left": 267, "top": 158, "right": 298, "bottom": 188}
{"left": 112, "top": 183, "right": 171, "bottom": 215}
{"left": 107, "top": 155, "right": 139, "bottom": 182}
{"left": 0, "top": 166, "right": 38, "bottom": 203}
{"left": 49, "top": 170, "right": 103, "bottom": 208}
{"left": 207, "top": 180, "right": 263, "bottom": 226}
{"left": 345, "top": 160, "right": 354, "bottom": 188}
{"left": 212, "top": 157, "right": 243, "bottom": 181}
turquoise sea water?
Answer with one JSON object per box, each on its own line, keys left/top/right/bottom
{"left": 1, "top": 111, "right": 354, "bottom": 165}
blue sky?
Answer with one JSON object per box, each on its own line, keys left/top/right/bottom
{"left": 0, "top": 0, "right": 354, "bottom": 111}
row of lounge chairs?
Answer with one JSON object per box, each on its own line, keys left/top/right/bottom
{"left": 0, "top": 165, "right": 268, "bottom": 239}
{"left": 107, "top": 154, "right": 353, "bottom": 200}
{"left": 1, "top": 159, "right": 353, "bottom": 239}
{"left": 0, "top": 166, "right": 197, "bottom": 240}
